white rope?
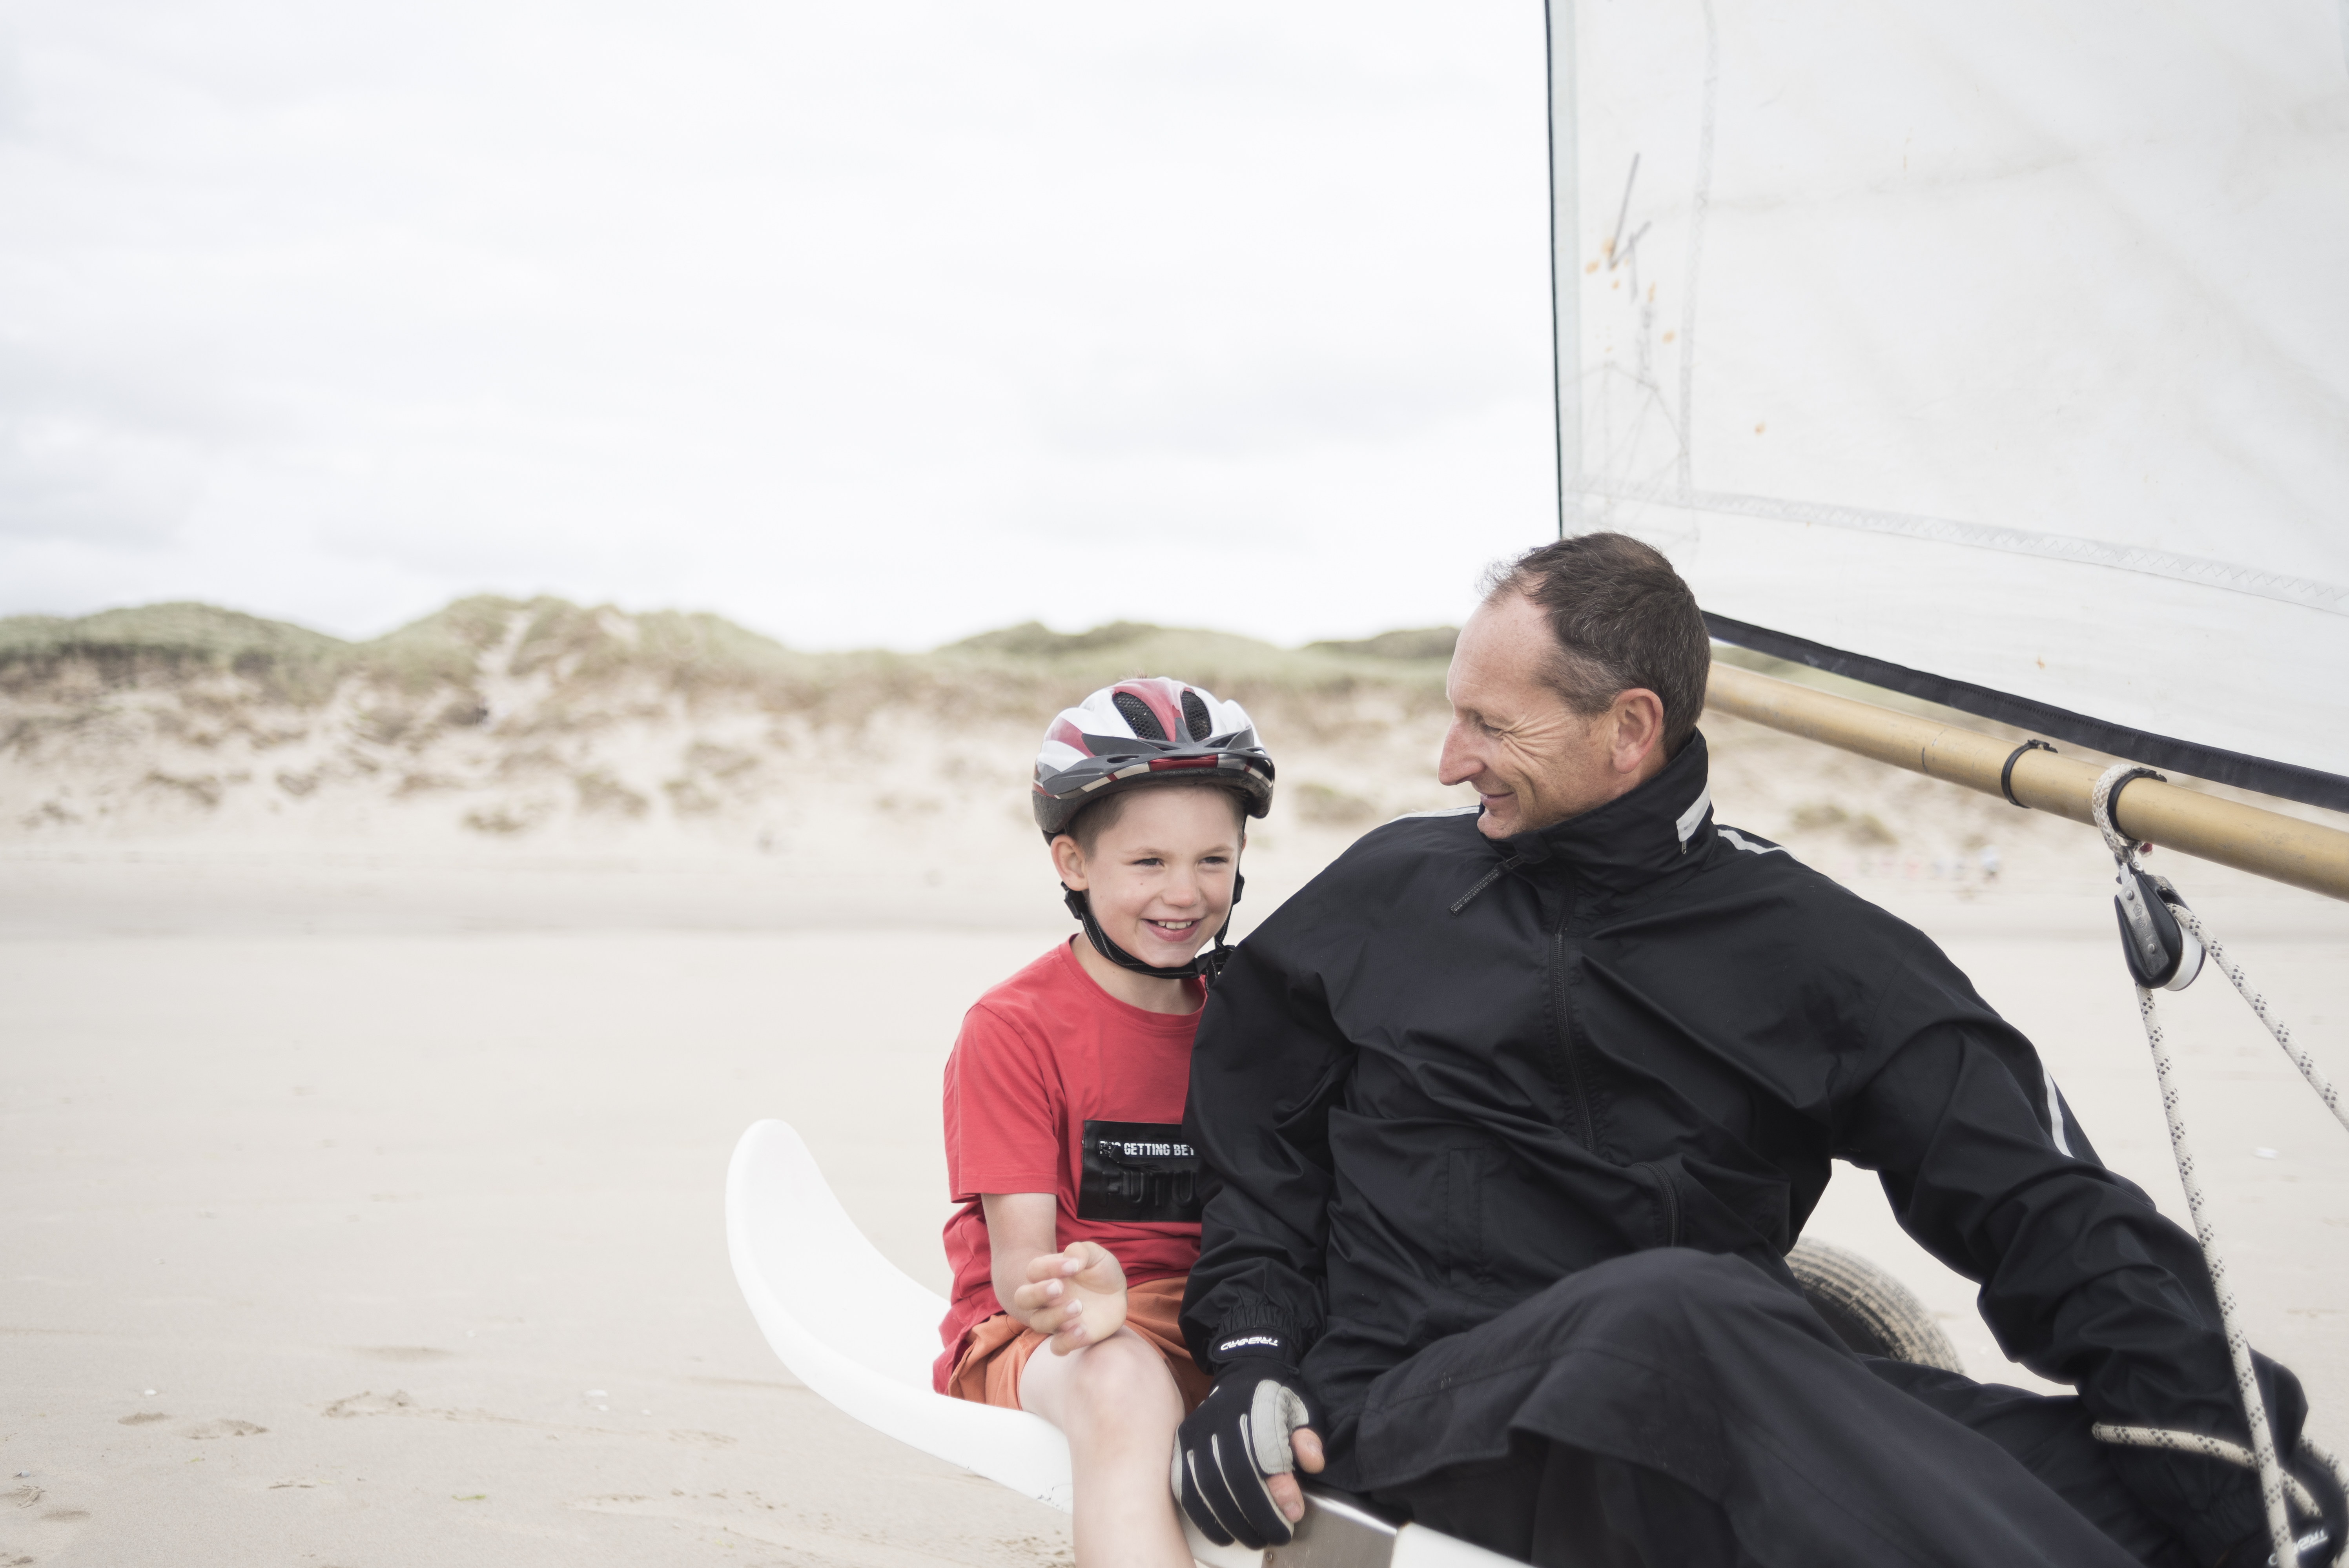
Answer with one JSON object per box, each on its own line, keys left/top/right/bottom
{"left": 2166, "top": 902, "right": 2349, "bottom": 1140}
{"left": 2090, "top": 762, "right": 2154, "bottom": 861}
{"left": 2090, "top": 763, "right": 2300, "bottom": 1566}
{"left": 2092, "top": 1424, "right": 2320, "bottom": 1518}
{"left": 2127, "top": 980, "right": 2297, "bottom": 1562}
{"left": 2308, "top": 1439, "right": 2349, "bottom": 1512}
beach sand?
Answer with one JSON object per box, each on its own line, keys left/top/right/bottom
{"left": 6, "top": 790, "right": 2348, "bottom": 1566}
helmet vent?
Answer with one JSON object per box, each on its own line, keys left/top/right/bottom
{"left": 1180, "top": 689, "right": 1213, "bottom": 741}
{"left": 1113, "top": 690, "right": 1168, "bottom": 741}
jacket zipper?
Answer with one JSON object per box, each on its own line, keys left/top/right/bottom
{"left": 1639, "top": 1162, "right": 1682, "bottom": 1247}
{"left": 1550, "top": 925, "right": 1597, "bottom": 1151}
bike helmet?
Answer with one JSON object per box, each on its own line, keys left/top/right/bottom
{"left": 1033, "top": 677, "right": 1275, "bottom": 986}
{"left": 1032, "top": 677, "right": 1275, "bottom": 841}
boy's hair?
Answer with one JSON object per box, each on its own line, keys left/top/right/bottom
{"left": 1061, "top": 779, "right": 1250, "bottom": 857}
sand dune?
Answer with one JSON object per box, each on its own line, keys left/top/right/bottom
{"left": 12, "top": 596, "right": 2317, "bottom": 921}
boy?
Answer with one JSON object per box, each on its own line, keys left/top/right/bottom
{"left": 936, "top": 678, "right": 1276, "bottom": 1568}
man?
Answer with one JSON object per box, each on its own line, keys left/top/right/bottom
{"left": 1173, "top": 535, "right": 2339, "bottom": 1567}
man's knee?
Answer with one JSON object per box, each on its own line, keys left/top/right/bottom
{"left": 1471, "top": 1247, "right": 1844, "bottom": 1395}
{"left": 1362, "top": 1249, "right": 1822, "bottom": 1484}
{"left": 1554, "top": 1248, "right": 1780, "bottom": 1339}
{"left": 1580, "top": 1246, "right": 1757, "bottom": 1299}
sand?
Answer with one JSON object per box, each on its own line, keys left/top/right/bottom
{"left": 5, "top": 797, "right": 2349, "bottom": 1565}
{"left": 2, "top": 907, "right": 1084, "bottom": 1568}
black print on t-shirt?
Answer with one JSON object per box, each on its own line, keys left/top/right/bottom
{"left": 1077, "top": 1120, "right": 1203, "bottom": 1224}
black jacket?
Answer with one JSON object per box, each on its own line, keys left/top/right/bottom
{"left": 1181, "top": 732, "right": 2290, "bottom": 1515}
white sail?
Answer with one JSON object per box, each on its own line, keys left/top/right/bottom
{"left": 1548, "top": 0, "right": 2349, "bottom": 808}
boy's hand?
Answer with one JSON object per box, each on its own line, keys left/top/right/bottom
{"left": 1010, "top": 1241, "right": 1128, "bottom": 1354}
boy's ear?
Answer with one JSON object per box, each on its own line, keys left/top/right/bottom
{"left": 1050, "top": 832, "right": 1088, "bottom": 890}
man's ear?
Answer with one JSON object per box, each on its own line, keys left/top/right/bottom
{"left": 1051, "top": 832, "right": 1089, "bottom": 889}
{"left": 1609, "top": 688, "right": 1666, "bottom": 775}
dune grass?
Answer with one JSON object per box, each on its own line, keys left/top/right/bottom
{"left": 0, "top": 599, "right": 1460, "bottom": 728}
{"left": 0, "top": 602, "right": 355, "bottom": 705}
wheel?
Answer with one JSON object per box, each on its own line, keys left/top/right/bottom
{"left": 1786, "top": 1238, "right": 1964, "bottom": 1373}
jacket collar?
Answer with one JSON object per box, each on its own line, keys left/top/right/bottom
{"left": 1498, "top": 729, "right": 1715, "bottom": 893}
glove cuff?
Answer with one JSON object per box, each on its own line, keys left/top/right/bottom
{"left": 1209, "top": 1330, "right": 1298, "bottom": 1371}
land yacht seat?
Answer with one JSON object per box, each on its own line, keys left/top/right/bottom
{"left": 725, "top": 1118, "right": 1510, "bottom": 1568}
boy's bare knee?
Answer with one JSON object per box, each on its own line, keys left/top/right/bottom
{"left": 1065, "top": 1333, "right": 1180, "bottom": 1425}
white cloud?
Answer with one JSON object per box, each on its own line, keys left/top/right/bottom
{"left": 0, "top": 0, "right": 1556, "bottom": 647}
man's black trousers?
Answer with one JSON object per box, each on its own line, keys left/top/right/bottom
{"left": 1350, "top": 1250, "right": 2194, "bottom": 1568}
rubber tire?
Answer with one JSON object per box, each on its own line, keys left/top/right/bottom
{"left": 1787, "top": 1238, "right": 1965, "bottom": 1373}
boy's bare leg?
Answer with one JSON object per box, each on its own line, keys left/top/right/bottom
{"left": 1021, "top": 1327, "right": 1192, "bottom": 1568}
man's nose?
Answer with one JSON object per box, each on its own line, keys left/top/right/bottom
{"left": 1436, "top": 721, "right": 1481, "bottom": 787}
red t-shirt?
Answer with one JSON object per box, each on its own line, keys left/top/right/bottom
{"left": 933, "top": 938, "right": 1206, "bottom": 1391}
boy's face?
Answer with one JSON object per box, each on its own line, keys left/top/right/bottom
{"left": 1051, "top": 787, "right": 1243, "bottom": 967}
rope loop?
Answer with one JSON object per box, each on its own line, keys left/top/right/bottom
{"left": 2091, "top": 762, "right": 2165, "bottom": 863}
{"left": 2092, "top": 1425, "right": 2322, "bottom": 1519}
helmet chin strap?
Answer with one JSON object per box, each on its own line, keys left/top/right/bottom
{"left": 1062, "top": 874, "right": 1244, "bottom": 987}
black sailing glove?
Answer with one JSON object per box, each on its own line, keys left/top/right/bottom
{"left": 2280, "top": 1444, "right": 2349, "bottom": 1567}
{"left": 2205, "top": 1446, "right": 2347, "bottom": 1568}
{"left": 1172, "top": 1348, "right": 1315, "bottom": 1549}
{"left": 2108, "top": 1354, "right": 2342, "bottom": 1566}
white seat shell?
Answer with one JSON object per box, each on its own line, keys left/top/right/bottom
{"left": 726, "top": 1118, "right": 1512, "bottom": 1568}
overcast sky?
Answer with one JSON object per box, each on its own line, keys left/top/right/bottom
{"left": 0, "top": 2, "right": 1556, "bottom": 649}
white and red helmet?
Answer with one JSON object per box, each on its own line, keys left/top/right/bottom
{"left": 1033, "top": 677, "right": 1275, "bottom": 840}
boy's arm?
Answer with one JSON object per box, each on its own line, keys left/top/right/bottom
{"left": 981, "top": 1192, "right": 1129, "bottom": 1355}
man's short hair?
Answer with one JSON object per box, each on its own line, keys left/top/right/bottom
{"left": 1478, "top": 532, "right": 1711, "bottom": 756}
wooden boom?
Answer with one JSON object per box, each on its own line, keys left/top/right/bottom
{"left": 1704, "top": 662, "right": 2349, "bottom": 903}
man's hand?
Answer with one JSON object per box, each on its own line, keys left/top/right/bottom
{"left": 1265, "top": 1427, "right": 1327, "bottom": 1524}
{"left": 1008, "top": 1241, "right": 1128, "bottom": 1355}
{"left": 2286, "top": 1443, "right": 2349, "bottom": 1567}
{"left": 1172, "top": 1355, "right": 1325, "bottom": 1548}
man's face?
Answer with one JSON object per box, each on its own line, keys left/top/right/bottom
{"left": 1438, "top": 592, "right": 1624, "bottom": 840}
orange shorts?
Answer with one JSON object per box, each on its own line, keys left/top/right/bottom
{"left": 945, "top": 1275, "right": 1214, "bottom": 1413}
